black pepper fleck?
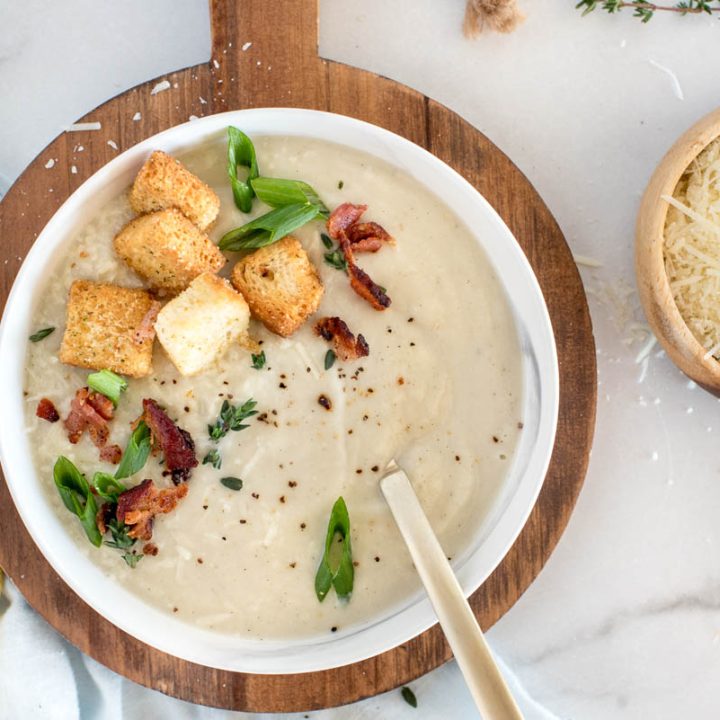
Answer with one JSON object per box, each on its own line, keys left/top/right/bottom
{"left": 318, "top": 394, "right": 332, "bottom": 410}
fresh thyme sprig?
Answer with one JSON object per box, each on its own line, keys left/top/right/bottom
{"left": 204, "top": 398, "right": 257, "bottom": 470}
{"left": 208, "top": 398, "right": 258, "bottom": 441}
{"left": 577, "top": 0, "right": 720, "bottom": 22}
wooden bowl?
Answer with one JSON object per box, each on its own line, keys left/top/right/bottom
{"left": 636, "top": 107, "right": 720, "bottom": 394}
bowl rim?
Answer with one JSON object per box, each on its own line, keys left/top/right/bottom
{"left": 636, "top": 106, "right": 720, "bottom": 391}
{"left": 0, "top": 107, "right": 559, "bottom": 673}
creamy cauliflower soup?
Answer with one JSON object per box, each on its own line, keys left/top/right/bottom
{"left": 23, "top": 133, "right": 523, "bottom": 639}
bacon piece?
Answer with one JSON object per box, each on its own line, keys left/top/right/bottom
{"left": 346, "top": 221, "right": 393, "bottom": 253}
{"left": 141, "top": 399, "right": 198, "bottom": 484}
{"left": 315, "top": 317, "right": 370, "bottom": 361}
{"left": 134, "top": 300, "right": 161, "bottom": 344}
{"left": 87, "top": 392, "right": 115, "bottom": 421}
{"left": 96, "top": 502, "right": 114, "bottom": 536}
{"left": 65, "top": 388, "right": 113, "bottom": 447}
{"left": 100, "top": 444, "right": 123, "bottom": 464}
{"left": 327, "top": 203, "right": 367, "bottom": 239}
{"left": 36, "top": 398, "right": 60, "bottom": 423}
{"left": 142, "top": 542, "right": 159, "bottom": 556}
{"left": 328, "top": 203, "right": 392, "bottom": 310}
{"left": 346, "top": 261, "right": 392, "bottom": 311}
{"left": 116, "top": 478, "right": 188, "bottom": 541}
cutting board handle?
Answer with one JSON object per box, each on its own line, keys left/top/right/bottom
{"left": 209, "top": 0, "right": 322, "bottom": 108}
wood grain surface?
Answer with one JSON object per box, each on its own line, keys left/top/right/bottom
{"left": 0, "top": 0, "right": 597, "bottom": 712}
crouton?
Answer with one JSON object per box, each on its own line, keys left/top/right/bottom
{"left": 129, "top": 150, "right": 220, "bottom": 231}
{"left": 114, "top": 209, "right": 226, "bottom": 295}
{"left": 59, "top": 280, "right": 156, "bottom": 377}
{"left": 154, "top": 272, "right": 250, "bottom": 376}
{"left": 230, "top": 236, "right": 324, "bottom": 337}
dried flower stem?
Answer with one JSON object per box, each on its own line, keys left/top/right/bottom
{"left": 464, "top": 0, "right": 525, "bottom": 36}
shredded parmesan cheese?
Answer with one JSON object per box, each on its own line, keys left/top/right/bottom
{"left": 66, "top": 122, "right": 101, "bottom": 132}
{"left": 151, "top": 80, "right": 171, "bottom": 95}
{"left": 663, "top": 137, "right": 720, "bottom": 359}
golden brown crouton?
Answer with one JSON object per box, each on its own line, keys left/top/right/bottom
{"left": 129, "top": 150, "right": 220, "bottom": 230}
{"left": 155, "top": 272, "right": 250, "bottom": 376}
{"left": 59, "top": 280, "right": 156, "bottom": 377}
{"left": 114, "top": 208, "right": 226, "bottom": 295}
{"left": 230, "top": 236, "right": 324, "bottom": 337}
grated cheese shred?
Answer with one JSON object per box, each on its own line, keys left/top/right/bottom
{"left": 663, "top": 137, "right": 720, "bottom": 360}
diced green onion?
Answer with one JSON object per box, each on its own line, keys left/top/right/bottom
{"left": 92, "top": 472, "right": 126, "bottom": 503}
{"left": 114, "top": 422, "right": 151, "bottom": 480}
{"left": 315, "top": 496, "right": 354, "bottom": 602}
{"left": 251, "top": 177, "right": 328, "bottom": 215}
{"left": 219, "top": 203, "right": 324, "bottom": 251}
{"left": 227, "top": 127, "right": 259, "bottom": 213}
{"left": 53, "top": 456, "right": 102, "bottom": 547}
{"left": 87, "top": 369, "right": 127, "bottom": 406}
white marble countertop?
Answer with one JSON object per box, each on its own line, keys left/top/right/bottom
{"left": 2, "top": 1, "right": 720, "bottom": 718}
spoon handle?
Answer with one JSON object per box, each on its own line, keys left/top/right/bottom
{"left": 381, "top": 466, "right": 524, "bottom": 720}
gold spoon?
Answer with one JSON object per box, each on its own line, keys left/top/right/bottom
{"left": 380, "top": 460, "right": 524, "bottom": 720}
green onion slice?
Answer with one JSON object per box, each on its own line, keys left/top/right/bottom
{"left": 87, "top": 369, "right": 127, "bottom": 406}
{"left": 114, "top": 421, "right": 151, "bottom": 480}
{"left": 251, "top": 177, "right": 328, "bottom": 215}
{"left": 92, "top": 472, "right": 127, "bottom": 504}
{"left": 219, "top": 203, "right": 324, "bottom": 251}
{"left": 227, "top": 126, "right": 259, "bottom": 213}
{"left": 315, "top": 496, "right": 354, "bottom": 602}
{"left": 53, "top": 456, "right": 102, "bottom": 547}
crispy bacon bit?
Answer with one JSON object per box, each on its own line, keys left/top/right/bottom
{"left": 65, "top": 387, "right": 114, "bottom": 447}
{"left": 346, "top": 221, "right": 393, "bottom": 253}
{"left": 346, "top": 261, "right": 392, "bottom": 311}
{"left": 134, "top": 300, "right": 161, "bottom": 344}
{"left": 87, "top": 392, "right": 115, "bottom": 421}
{"left": 96, "top": 502, "right": 114, "bottom": 536}
{"left": 141, "top": 399, "right": 198, "bottom": 484}
{"left": 327, "top": 204, "right": 393, "bottom": 310}
{"left": 36, "top": 398, "right": 60, "bottom": 423}
{"left": 142, "top": 542, "right": 159, "bottom": 556}
{"left": 100, "top": 444, "right": 123, "bottom": 464}
{"left": 116, "top": 478, "right": 188, "bottom": 541}
{"left": 327, "top": 203, "right": 367, "bottom": 239}
{"left": 315, "top": 317, "right": 370, "bottom": 361}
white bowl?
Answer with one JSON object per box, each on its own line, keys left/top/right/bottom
{"left": 0, "top": 109, "right": 558, "bottom": 674}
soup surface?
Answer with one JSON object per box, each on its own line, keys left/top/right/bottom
{"left": 24, "top": 134, "right": 523, "bottom": 639}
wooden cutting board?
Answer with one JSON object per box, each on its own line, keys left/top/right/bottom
{"left": 0, "top": 0, "right": 596, "bottom": 712}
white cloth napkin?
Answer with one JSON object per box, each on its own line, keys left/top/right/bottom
{"left": 0, "top": 578, "right": 559, "bottom": 719}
